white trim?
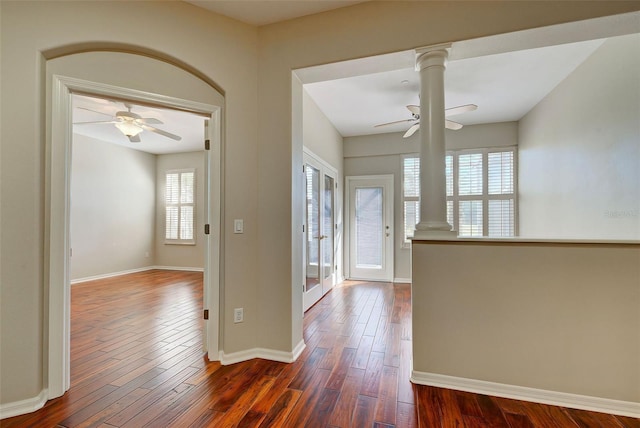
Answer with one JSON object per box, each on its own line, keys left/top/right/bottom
{"left": 47, "top": 74, "right": 223, "bottom": 400}
{"left": 70, "top": 267, "right": 155, "bottom": 284}
{"left": 302, "top": 151, "right": 340, "bottom": 311}
{"left": 345, "top": 175, "right": 395, "bottom": 282}
{"left": 411, "top": 371, "right": 640, "bottom": 418}
{"left": 303, "top": 147, "right": 339, "bottom": 176}
{"left": 219, "top": 340, "right": 306, "bottom": 366}
{"left": 393, "top": 277, "right": 412, "bottom": 284}
{"left": 0, "top": 389, "right": 48, "bottom": 420}
{"left": 70, "top": 266, "right": 205, "bottom": 285}
{"left": 153, "top": 266, "right": 204, "bottom": 272}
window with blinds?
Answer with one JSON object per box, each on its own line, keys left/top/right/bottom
{"left": 402, "top": 155, "right": 420, "bottom": 243}
{"left": 165, "top": 169, "right": 196, "bottom": 244}
{"left": 403, "top": 147, "right": 517, "bottom": 240}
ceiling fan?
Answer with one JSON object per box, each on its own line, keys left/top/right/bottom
{"left": 74, "top": 103, "right": 182, "bottom": 143}
{"left": 375, "top": 104, "right": 478, "bottom": 138}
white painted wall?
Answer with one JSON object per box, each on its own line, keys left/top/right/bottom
{"left": 519, "top": 34, "right": 640, "bottom": 239}
{"left": 70, "top": 135, "right": 156, "bottom": 281}
{"left": 155, "top": 151, "right": 206, "bottom": 269}
{"left": 344, "top": 122, "right": 518, "bottom": 280}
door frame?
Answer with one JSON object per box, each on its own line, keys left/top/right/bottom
{"left": 302, "top": 148, "right": 338, "bottom": 312}
{"left": 345, "top": 174, "right": 394, "bottom": 282}
{"left": 47, "top": 75, "right": 222, "bottom": 398}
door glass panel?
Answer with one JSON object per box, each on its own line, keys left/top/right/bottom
{"left": 355, "top": 187, "right": 383, "bottom": 269}
{"left": 323, "top": 175, "right": 334, "bottom": 281}
{"left": 305, "top": 165, "right": 320, "bottom": 292}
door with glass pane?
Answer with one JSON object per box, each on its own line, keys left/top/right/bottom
{"left": 347, "top": 175, "right": 393, "bottom": 282}
{"left": 303, "top": 156, "right": 337, "bottom": 311}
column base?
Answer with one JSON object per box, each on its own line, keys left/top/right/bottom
{"left": 413, "top": 221, "right": 457, "bottom": 239}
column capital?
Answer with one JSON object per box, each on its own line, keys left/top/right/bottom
{"left": 415, "top": 43, "right": 451, "bottom": 71}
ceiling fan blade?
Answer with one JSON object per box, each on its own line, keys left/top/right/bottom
{"left": 76, "top": 107, "right": 114, "bottom": 117}
{"left": 406, "top": 105, "right": 420, "bottom": 115}
{"left": 73, "top": 120, "right": 118, "bottom": 125}
{"left": 128, "top": 134, "right": 142, "bottom": 143}
{"left": 139, "top": 117, "right": 163, "bottom": 125}
{"left": 374, "top": 119, "right": 415, "bottom": 128}
{"left": 445, "top": 104, "right": 478, "bottom": 117}
{"left": 403, "top": 123, "right": 420, "bottom": 138}
{"left": 445, "top": 119, "right": 463, "bottom": 130}
{"left": 141, "top": 124, "right": 182, "bottom": 141}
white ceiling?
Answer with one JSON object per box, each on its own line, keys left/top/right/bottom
{"left": 184, "top": 0, "right": 368, "bottom": 26}
{"left": 72, "top": 95, "right": 207, "bottom": 155}
{"left": 303, "top": 39, "right": 605, "bottom": 137}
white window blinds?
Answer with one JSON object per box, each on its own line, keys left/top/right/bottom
{"left": 402, "top": 155, "right": 420, "bottom": 243}
{"left": 165, "top": 169, "right": 195, "bottom": 244}
{"left": 405, "top": 148, "right": 517, "bottom": 239}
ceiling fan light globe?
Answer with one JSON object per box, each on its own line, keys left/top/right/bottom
{"left": 115, "top": 121, "right": 143, "bottom": 137}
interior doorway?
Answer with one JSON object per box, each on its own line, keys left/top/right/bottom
{"left": 346, "top": 175, "right": 394, "bottom": 282}
{"left": 303, "top": 151, "right": 338, "bottom": 311}
{"left": 46, "top": 50, "right": 223, "bottom": 400}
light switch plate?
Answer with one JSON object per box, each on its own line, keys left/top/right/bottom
{"left": 234, "top": 219, "right": 244, "bottom": 234}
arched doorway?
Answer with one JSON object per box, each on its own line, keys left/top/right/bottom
{"left": 45, "top": 50, "right": 223, "bottom": 399}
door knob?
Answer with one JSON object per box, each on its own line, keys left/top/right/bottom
{"left": 318, "top": 235, "right": 327, "bottom": 240}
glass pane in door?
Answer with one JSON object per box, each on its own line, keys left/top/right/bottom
{"left": 322, "top": 175, "right": 334, "bottom": 282}
{"left": 305, "top": 165, "right": 320, "bottom": 292}
{"left": 355, "top": 187, "right": 383, "bottom": 269}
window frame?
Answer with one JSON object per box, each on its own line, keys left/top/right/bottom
{"left": 447, "top": 147, "right": 518, "bottom": 237}
{"left": 402, "top": 154, "right": 421, "bottom": 247}
{"left": 164, "top": 168, "right": 196, "bottom": 245}
{"left": 402, "top": 147, "right": 518, "bottom": 242}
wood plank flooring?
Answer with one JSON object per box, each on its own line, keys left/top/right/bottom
{"left": 2, "top": 270, "right": 637, "bottom": 427}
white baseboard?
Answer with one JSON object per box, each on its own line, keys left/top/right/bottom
{"left": 0, "top": 389, "right": 48, "bottom": 420}
{"left": 411, "top": 371, "right": 640, "bottom": 418}
{"left": 71, "top": 265, "right": 204, "bottom": 284}
{"left": 70, "top": 266, "right": 154, "bottom": 284}
{"left": 393, "top": 277, "right": 412, "bottom": 284}
{"left": 153, "top": 266, "right": 204, "bottom": 272}
{"left": 219, "top": 340, "right": 306, "bottom": 366}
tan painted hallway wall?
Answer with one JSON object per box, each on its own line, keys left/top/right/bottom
{"left": 2, "top": 0, "right": 640, "bottom": 411}
{"left": 1, "top": 1, "right": 259, "bottom": 405}
{"left": 256, "top": 1, "right": 640, "bottom": 355}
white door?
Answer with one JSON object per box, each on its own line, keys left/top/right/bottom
{"left": 347, "top": 175, "right": 393, "bottom": 282}
{"left": 303, "top": 155, "right": 337, "bottom": 311}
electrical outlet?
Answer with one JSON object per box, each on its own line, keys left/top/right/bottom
{"left": 234, "top": 308, "right": 244, "bottom": 323}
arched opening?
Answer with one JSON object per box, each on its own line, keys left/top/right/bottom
{"left": 45, "top": 49, "right": 224, "bottom": 399}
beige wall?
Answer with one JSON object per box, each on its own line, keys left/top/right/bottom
{"left": 302, "top": 87, "right": 345, "bottom": 282}
{"left": 1, "top": 1, "right": 257, "bottom": 405}
{"left": 70, "top": 135, "right": 156, "bottom": 280}
{"left": 344, "top": 122, "right": 518, "bottom": 280}
{"left": 155, "top": 151, "right": 206, "bottom": 269}
{"left": 519, "top": 34, "right": 640, "bottom": 239}
{"left": 2, "top": 0, "right": 640, "bottom": 409}
{"left": 302, "top": 89, "right": 344, "bottom": 172}
{"left": 412, "top": 240, "right": 640, "bottom": 402}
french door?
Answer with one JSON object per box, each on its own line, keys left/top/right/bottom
{"left": 303, "top": 154, "right": 337, "bottom": 311}
{"left": 346, "top": 175, "right": 394, "bottom": 282}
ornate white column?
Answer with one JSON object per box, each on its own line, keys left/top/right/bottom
{"left": 413, "top": 44, "right": 455, "bottom": 238}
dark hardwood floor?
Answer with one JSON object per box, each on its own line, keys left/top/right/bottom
{"left": 2, "top": 270, "right": 637, "bottom": 427}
